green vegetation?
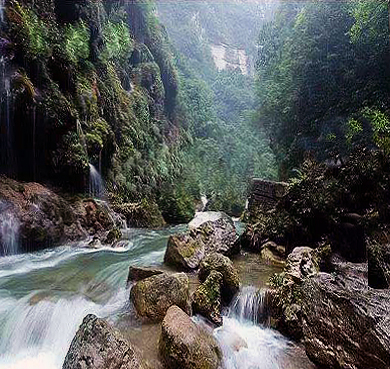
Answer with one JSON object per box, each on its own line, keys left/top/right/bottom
{"left": 256, "top": 0, "right": 390, "bottom": 178}
{"left": 158, "top": 1, "right": 278, "bottom": 215}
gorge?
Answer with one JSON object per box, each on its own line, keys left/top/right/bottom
{"left": 1, "top": 0, "right": 390, "bottom": 368}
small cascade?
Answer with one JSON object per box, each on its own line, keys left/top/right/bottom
{"left": 0, "top": 203, "right": 20, "bottom": 256}
{"left": 89, "top": 164, "right": 104, "bottom": 198}
{"left": 0, "top": 0, "right": 4, "bottom": 24}
{"left": 229, "top": 286, "right": 271, "bottom": 326}
{"left": 201, "top": 195, "right": 208, "bottom": 211}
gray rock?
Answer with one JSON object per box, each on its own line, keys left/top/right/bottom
{"left": 285, "top": 246, "right": 319, "bottom": 282}
{"left": 301, "top": 268, "right": 390, "bottom": 369}
{"left": 159, "top": 305, "right": 222, "bottom": 369}
{"left": 192, "top": 270, "right": 223, "bottom": 326}
{"left": 198, "top": 253, "right": 240, "bottom": 303}
{"left": 130, "top": 273, "right": 190, "bottom": 321}
{"left": 164, "top": 212, "right": 237, "bottom": 271}
{"left": 127, "top": 266, "right": 163, "bottom": 284}
{"left": 62, "top": 314, "right": 149, "bottom": 369}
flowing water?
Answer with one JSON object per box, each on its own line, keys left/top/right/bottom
{"left": 0, "top": 221, "right": 315, "bottom": 369}
{"left": 89, "top": 164, "right": 104, "bottom": 198}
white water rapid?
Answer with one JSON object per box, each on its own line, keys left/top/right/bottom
{"left": 215, "top": 287, "right": 316, "bottom": 369}
{"left": 0, "top": 220, "right": 315, "bottom": 369}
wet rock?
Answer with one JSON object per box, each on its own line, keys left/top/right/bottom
{"left": 368, "top": 243, "right": 390, "bottom": 289}
{"left": 192, "top": 270, "right": 223, "bottom": 326}
{"left": 104, "top": 228, "right": 122, "bottom": 245}
{"left": 130, "top": 273, "right": 190, "bottom": 321}
{"left": 198, "top": 253, "right": 240, "bottom": 303}
{"left": 159, "top": 306, "right": 222, "bottom": 369}
{"left": 164, "top": 212, "right": 237, "bottom": 271}
{"left": 260, "top": 241, "right": 286, "bottom": 265}
{"left": 87, "top": 236, "right": 102, "bottom": 249}
{"left": 62, "top": 314, "right": 149, "bottom": 369}
{"left": 127, "top": 266, "right": 163, "bottom": 284}
{"left": 301, "top": 268, "right": 390, "bottom": 369}
{"left": 0, "top": 177, "right": 88, "bottom": 252}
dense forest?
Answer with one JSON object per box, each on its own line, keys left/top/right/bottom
{"left": 256, "top": 0, "right": 390, "bottom": 177}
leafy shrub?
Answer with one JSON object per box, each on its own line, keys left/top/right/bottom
{"left": 64, "top": 21, "right": 90, "bottom": 64}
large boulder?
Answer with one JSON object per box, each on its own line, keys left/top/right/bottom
{"left": 301, "top": 266, "right": 390, "bottom": 369}
{"left": 164, "top": 212, "right": 238, "bottom": 271}
{"left": 130, "top": 273, "right": 190, "bottom": 321}
{"left": 127, "top": 266, "right": 163, "bottom": 284}
{"left": 192, "top": 270, "right": 223, "bottom": 326}
{"left": 159, "top": 306, "right": 222, "bottom": 369}
{"left": 198, "top": 253, "right": 240, "bottom": 303}
{"left": 63, "top": 314, "right": 149, "bottom": 369}
{"left": 268, "top": 245, "right": 332, "bottom": 340}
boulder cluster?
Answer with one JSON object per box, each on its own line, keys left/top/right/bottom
{"left": 62, "top": 211, "right": 241, "bottom": 369}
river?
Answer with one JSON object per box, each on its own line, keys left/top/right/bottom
{"left": 0, "top": 223, "right": 315, "bottom": 369}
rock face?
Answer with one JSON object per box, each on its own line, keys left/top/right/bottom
{"left": 164, "top": 212, "right": 238, "bottom": 271}
{"left": 0, "top": 177, "right": 127, "bottom": 253}
{"left": 127, "top": 266, "right": 163, "bottom": 284}
{"left": 198, "top": 253, "right": 240, "bottom": 303}
{"left": 159, "top": 306, "right": 222, "bottom": 369}
{"left": 192, "top": 270, "right": 223, "bottom": 326}
{"left": 301, "top": 268, "right": 390, "bottom": 369}
{"left": 130, "top": 273, "right": 190, "bottom": 321}
{"left": 0, "top": 177, "right": 87, "bottom": 252}
{"left": 63, "top": 314, "right": 149, "bottom": 369}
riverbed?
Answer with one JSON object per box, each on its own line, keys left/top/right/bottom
{"left": 0, "top": 224, "right": 316, "bottom": 369}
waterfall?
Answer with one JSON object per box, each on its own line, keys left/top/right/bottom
{"left": 0, "top": 2, "right": 14, "bottom": 176}
{"left": 0, "top": 203, "right": 20, "bottom": 256}
{"left": 0, "top": 0, "right": 4, "bottom": 24}
{"left": 89, "top": 164, "right": 104, "bottom": 198}
{"left": 228, "top": 286, "right": 271, "bottom": 325}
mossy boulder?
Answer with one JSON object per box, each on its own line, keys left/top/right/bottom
{"left": 164, "top": 212, "right": 238, "bottom": 271}
{"left": 159, "top": 306, "right": 222, "bottom": 369}
{"left": 0, "top": 177, "right": 87, "bottom": 252}
{"left": 192, "top": 270, "right": 223, "bottom": 326}
{"left": 130, "top": 273, "right": 190, "bottom": 322}
{"left": 260, "top": 241, "right": 286, "bottom": 265}
{"left": 113, "top": 200, "right": 165, "bottom": 228}
{"left": 198, "top": 253, "right": 240, "bottom": 304}
{"left": 104, "top": 227, "right": 122, "bottom": 245}
{"left": 63, "top": 314, "right": 150, "bottom": 369}
{"left": 127, "top": 266, "right": 164, "bottom": 284}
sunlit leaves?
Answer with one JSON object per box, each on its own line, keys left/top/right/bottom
{"left": 64, "top": 21, "right": 90, "bottom": 64}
